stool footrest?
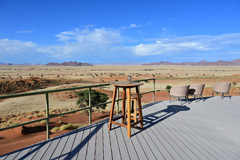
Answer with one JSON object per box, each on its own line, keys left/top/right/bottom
{"left": 112, "top": 121, "right": 127, "bottom": 128}
{"left": 131, "top": 120, "right": 142, "bottom": 127}
{"left": 112, "top": 115, "right": 124, "bottom": 121}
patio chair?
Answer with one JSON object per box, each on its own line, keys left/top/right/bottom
{"left": 169, "top": 85, "right": 190, "bottom": 105}
{"left": 188, "top": 84, "right": 205, "bottom": 100}
{"left": 212, "top": 82, "right": 231, "bottom": 99}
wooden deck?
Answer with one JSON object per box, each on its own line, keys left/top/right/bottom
{"left": 1, "top": 96, "right": 240, "bottom": 160}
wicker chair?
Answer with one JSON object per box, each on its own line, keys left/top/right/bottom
{"left": 169, "top": 85, "right": 190, "bottom": 105}
{"left": 212, "top": 83, "right": 231, "bottom": 99}
{"left": 188, "top": 84, "right": 205, "bottom": 100}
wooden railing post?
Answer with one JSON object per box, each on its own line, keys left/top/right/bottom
{"left": 153, "top": 79, "right": 156, "bottom": 102}
{"left": 89, "top": 87, "right": 92, "bottom": 125}
{"left": 117, "top": 87, "right": 119, "bottom": 115}
{"left": 45, "top": 93, "right": 50, "bottom": 140}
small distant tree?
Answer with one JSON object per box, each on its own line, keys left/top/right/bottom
{"left": 165, "top": 85, "right": 172, "bottom": 92}
{"left": 77, "top": 89, "right": 108, "bottom": 110}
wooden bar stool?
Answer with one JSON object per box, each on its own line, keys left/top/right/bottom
{"left": 130, "top": 95, "right": 142, "bottom": 128}
{"left": 108, "top": 82, "right": 144, "bottom": 137}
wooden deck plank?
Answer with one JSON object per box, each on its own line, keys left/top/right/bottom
{"left": 129, "top": 128, "right": 148, "bottom": 160}
{"left": 177, "top": 102, "right": 240, "bottom": 158}
{"left": 120, "top": 127, "right": 139, "bottom": 160}
{"left": 141, "top": 125, "right": 174, "bottom": 160}
{"left": 131, "top": 127, "right": 157, "bottom": 160}
{"left": 142, "top": 107, "right": 187, "bottom": 160}
{"left": 31, "top": 139, "right": 52, "bottom": 160}
{"left": 77, "top": 127, "right": 90, "bottom": 160}
{"left": 86, "top": 125, "right": 97, "bottom": 160}
{"left": 40, "top": 136, "right": 61, "bottom": 160}
{"left": 13, "top": 147, "right": 33, "bottom": 160}
{"left": 115, "top": 123, "right": 130, "bottom": 160}
{"left": 141, "top": 111, "right": 182, "bottom": 160}
{"left": 59, "top": 131, "right": 77, "bottom": 160}
{"left": 1, "top": 96, "right": 240, "bottom": 160}
{"left": 167, "top": 115, "right": 226, "bottom": 160}
{"left": 1, "top": 151, "right": 19, "bottom": 160}
{"left": 137, "top": 124, "right": 166, "bottom": 160}
{"left": 95, "top": 123, "right": 103, "bottom": 160}
{"left": 109, "top": 124, "right": 121, "bottom": 160}
{"left": 23, "top": 141, "right": 49, "bottom": 160}
{"left": 102, "top": 121, "right": 112, "bottom": 160}
{"left": 167, "top": 105, "right": 240, "bottom": 159}
{"left": 143, "top": 107, "right": 202, "bottom": 160}
{"left": 50, "top": 133, "right": 70, "bottom": 159}
{"left": 0, "top": 155, "right": 8, "bottom": 160}
{"left": 145, "top": 104, "right": 210, "bottom": 160}
{"left": 67, "top": 128, "right": 85, "bottom": 160}
{"left": 165, "top": 118, "right": 218, "bottom": 160}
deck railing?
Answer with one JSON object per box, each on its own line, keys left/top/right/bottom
{"left": 0, "top": 76, "right": 239, "bottom": 139}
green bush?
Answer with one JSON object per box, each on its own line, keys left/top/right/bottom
{"left": 59, "top": 123, "right": 86, "bottom": 131}
{"left": 165, "top": 85, "right": 172, "bottom": 92}
{"left": 76, "top": 89, "right": 108, "bottom": 110}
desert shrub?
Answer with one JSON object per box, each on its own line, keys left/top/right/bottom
{"left": 76, "top": 89, "right": 108, "bottom": 110}
{"left": 51, "top": 127, "right": 60, "bottom": 132}
{"left": 25, "top": 115, "right": 32, "bottom": 119}
{"left": 165, "top": 85, "right": 172, "bottom": 92}
{"left": 233, "top": 82, "right": 237, "bottom": 85}
{"left": 59, "top": 123, "right": 85, "bottom": 131}
{"left": 41, "top": 120, "right": 47, "bottom": 125}
{"left": 34, "top": 123, "right": 41, "bottom": 127}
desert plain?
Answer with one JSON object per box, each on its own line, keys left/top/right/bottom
{"left": 1, "top": 64, "right": 240, "bottom": 117}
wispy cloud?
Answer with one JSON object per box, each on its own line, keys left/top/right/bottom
{"left": 131, "top": 34, "right": 240, "bottom": 56}
{"left": 15, "top": 30, "right": 34, "bottom": 34}
{"left": 55, "top": 27, "right": 122, "bottom": 45}
{"left": 1, "top": 26, "right": 240, "bottom": 63}
{"left": 129, "top": 24, "right": 142, "bottom": 28}
{"left": 0, "top": 39, "right": 35, "bottom": 53}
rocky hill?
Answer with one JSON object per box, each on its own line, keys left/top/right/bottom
{"left": 143, "top": 59, "right": 240, "bottom": 66}
{"left": 46, "top": 61, "right": 92, "bottom": 66}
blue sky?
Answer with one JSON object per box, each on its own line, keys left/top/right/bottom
{"left": 1, "top": 0, "right": 240, "bottom": 64}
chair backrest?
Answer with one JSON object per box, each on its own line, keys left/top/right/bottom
{"left": 189, "top": 84, "right": 205, "bottom": 95}
{"left": 213, "top": 83, "right": 231, "bottom": 93}
{"left": 170, "top": 85, "right": 190, "bottom": 97}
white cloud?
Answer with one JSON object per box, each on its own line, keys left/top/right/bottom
{"left": 56, "top": 27, "right": 122, "bottom": 45}
{"left": 129, "top": 24, "right": 142, "bottom": 28}
{"left": 1, "top": 26, "right": 240, "bottom": 62}
{"left": 132, "top": 33, "right": 240, "bottom": 56}
{"left": 0, "top": 39, "right": 36, "bottom": 54}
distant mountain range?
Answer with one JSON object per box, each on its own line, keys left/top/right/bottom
{"left": 143, "top": 59, "right": 240, "bottom": 66}
{"left": 1, "top": 59, "right": 240, "bottom": 66}
{"left": 46, "top": 61, "right": 92, "bottom": 66}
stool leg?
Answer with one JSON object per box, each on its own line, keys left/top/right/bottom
{"left": 127, "top": 88, "right": 131, "bottom": 137}
{"left": 134, "top": 99, "right": 137, "bottom": 128}
{"left": 136, "top": 87, "right": 143, "bottom": 129}
{"left": 108, "top": 86, "right": 117, "bottom": 131}
{"left": 131, "top": 100, "right": 134, "bottom": 113}
{"left": 122, "top": 88, "right": 126, "bottom": 124}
